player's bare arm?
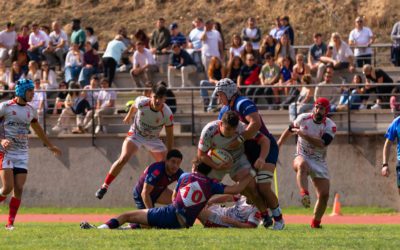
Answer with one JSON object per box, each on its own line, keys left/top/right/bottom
{"left": 31, "top": 121, "right": 61, "bottom": 156}
{"left": 382, "top": 139, "right": 392, "bottom": 177}
{"left": 253, "top": 134, "right": 270, "bottom": 170}
{"left": 141, "top": 183, "right": 155, "bottom": 208}
{"left": 123, "top": 105, "right": 137, "bottom": 124}
{"left": 197, "top": 150, "right": 232, "bottom": 170}
{"left": 224, "top": 175, "right": 252, "bottom": 194}
{"left": 277, "top": 127, "right": 294, "bottom": 148}
{"left": 227, "top": 113, "right": 261, "bottom": 150}
{"left": 220, "top": 216, "right": 257, "bottom": 228}
{"left": 207, "top": 194, "right": 235, "bottom": 205}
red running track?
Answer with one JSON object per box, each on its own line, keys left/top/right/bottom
{"left": 0, "top": 214, "right": 399, "bottom": 224}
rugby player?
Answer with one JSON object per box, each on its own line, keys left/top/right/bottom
{"left": 382, "top": 116, "right": 400, "bottom": 195}
{"left": 95, "top": 83, "right": 174, "bottom": 199}
{"left": 0, "top": 79, "right": 61, "bottom": 230}
{"left": 277, "top": 98, "right": 336, "bottom": 228}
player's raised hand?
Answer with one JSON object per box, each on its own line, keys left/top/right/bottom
{"left": 381, "top": 166, "right": 390, "bottom": 177}
{"left": 49, "top": 145, "right": 62, "bottom": 157}
{"left": 0, "top": 139, "right": 11, "bottom": 149}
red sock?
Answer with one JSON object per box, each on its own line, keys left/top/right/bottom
{"left": 102, "top": 174, "right": 116, "bottom": 189}
{"left": 300, "top": 188, "right": 309, "bottom": 196}
{"left": 8, "top": 197, "right": 21, "bottom": 226}
{"left": 311, "top": 218, "right": 321, "bottom": 228}
{"left": 0, "top": 195, "right": 6, "bottom": 203}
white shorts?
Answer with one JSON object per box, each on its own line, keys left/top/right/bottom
{"left": 206, "top": 205, "right": 230, "bottom": 227}
{"left": 0, "top": 152, "right": 29, "bottom": 171}
{"left": 208, "top": 154, "right": 252, "bottom": 181}
{"left": 126, "top": 132, "right": 167, "bottom": 153}
{"left": 300, "top": 155, "right": 329, "bottom": 179}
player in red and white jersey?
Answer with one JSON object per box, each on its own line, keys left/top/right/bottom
{"left": 278, "top": 98, "right": 336, "bottom": 228}
{"left": 95, "top": 82, "right": 174, "bottom": 199}
{"left": 0, "top": 79, "right": 61, "bottom": 230}
{"left": 199, "top": 194, "right": 261, "bottom": 228}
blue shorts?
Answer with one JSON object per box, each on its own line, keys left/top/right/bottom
{"left": 244, "top": 134, "right": 279, "bottom": 166}
{"left": 147, "top": 205, "right": 182, "bottom": 229}
{"left": 133, "top": 189, "right": 156, "bottom": 209}
{"left": 396, "top": 162, "right": 400, "bottom": 188}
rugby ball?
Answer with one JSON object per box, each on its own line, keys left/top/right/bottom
{"left": 208, "top": 148, "right": 233, "bottom": 165}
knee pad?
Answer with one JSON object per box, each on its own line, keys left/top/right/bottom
{"left": 256, "top": 170, "right": 274, "bottom": 183}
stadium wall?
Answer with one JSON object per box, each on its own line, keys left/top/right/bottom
{"left": 24, "top": 134, "right": 400, "bottom": 210}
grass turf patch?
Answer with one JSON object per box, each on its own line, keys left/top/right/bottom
{"left": 0, "top": 224, "right": 399, "bottom": 249}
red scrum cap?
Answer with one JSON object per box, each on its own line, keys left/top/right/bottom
{"left": 314, "top": 97, "right": 330, "bottom": 114}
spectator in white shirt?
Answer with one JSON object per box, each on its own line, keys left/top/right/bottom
{"left": 30, "top": 79, "right": 47, "bottom": 126}
{"left": 348, "top": 16, "right": 375, "bottom": 68}
{"left": 43, "top": 21, "right": 69, "bottom": 69}
{"left": 0, "top": 22, "right": 17, "bottom": 62}
{"left": 201, "top": 20, "right": 223, "bottom": 74}
{"left": 241, "top": 17, "right": 262, "bottom": 54}
{"left": 28, "top": 22, "right": 49, "bottom": 62}
{"left": 130, "top": 41, "right": 158, "bottom": 87}
{"left": 40, "top": 61, "right": 58, "bottom": 90}
{"left": 65, "top": 43, "right": 83, "bottom": 84}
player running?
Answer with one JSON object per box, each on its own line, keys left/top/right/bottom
{"left": 95, "top": 83, "right": 174, "bottom": 199}
{"left": 198, "top": 194, "right": 261, "bottom": 228}
{"left": 277, "top": 98, "right": 336, "bottom": 228}
{"left": 214, "top": 78, "right": 284, "bottom": 229}
{"left": 80, "top": 158, "right": 251, "bottom": 230}
{"left": 382, "top": 116, "right": 400, "bottom": 195}
{"left": 0, "top": 79, "right": 61, "bottom": 230}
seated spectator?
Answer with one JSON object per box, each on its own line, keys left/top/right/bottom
{"left": 226, "top": 56, "right": 243, "bottom": 83}
{"left": 169, "top": 23, "right": 187, "bottom": 47}
{"left": 0, "top": 61, "right": 9, "bottom": 100}
{"left": 238, "top": 54, "right": 262, "bottom": 104}
{"left": 241, "top": 17, "right": 262, "bottom": 55}
{"left": 130, "top": 41, "right": 158, "bottom": 88}
{"left": 85, "top": 27, "right": 99, "bottom": 51}
{"left": 16, "top": 24, "right": 30, "bottom": 54}
{"left": 14, "top": 24, "right": 30, "bottom": 72}
{"left": 240, "top": 42, "right": 260, "bottom": 64}
{"left": 43, "top": 21, "right": 69, "bottom": 69}
{"left": 319, "top": 32, "right": 355, "bottom": 78}
{"left": 391, "top": 20, "right": 400, "bottom": 66}
{"left": 308, "top": 33, "right": 327, "bottom": 78}
{"left": 289, "top": 74, "right": 314, "bottom": 121}
{"left": 336, "top": 74, "right": 364, "bottom": 112}
{"left": 278, "top": 56, "right": 292, "bottom": 83}
{"left": 159, "top": 81, "right": 177, "bottom": 114}
{"left": 390, "top": 86, "right": 400, "bottom": 117}
{"left": 70, "top": 19, "right": 86, "bottom": 51}
{"left": 229, "top": 34, "right": 244, "bottom": 61}
{"left": 269, "top": 16, "right": 284, "bottom": 41}
{"left": 348, "top": 16, "right": 375, "bottom": 68}
{"left": 28, "top": 22, "right": 49, "bottom": 62}
{"left": 0, "top": 22, "right": 17, "bottom": 62}
{"left": 69, "top": 89, "right": 92, "bottom": 134}
{"left": 200, "top": 56, "right": 226, "bottom": 112}
{"left": 150, "top": 18, "right": 171, "bottom": 74}
{"left": 280, "top": 16, "right": 295, "bottom": 45}
{"left": 82, "top": 78, "right": 116, "bottom": 134}
{"left": 292, "top": 54, "right": 310, "bottom": 81}
{"left": 40, "top": 61, "right": 58, "bottom": 90}
{"left": 82, "top": 75, "right": 100, "bottom": 108}
{"left": 78, "top": 41, "right": 99, "bottom": 87}
{"left": 314, "top": 71, "right": 341, "bottom": 111}
{"left": 29, "top": 79, "right": 47, "bottom": 126}
{"left": 259, "top": 53, "right": 280, "bottom": 107}
{"left": 53, "top": 81, "right": 69, "bottom": 114}
{"left": 362, "top": 64, "right": 394, "bottom": 109}
{"left": 274, "top": 34, "right": 295, "bottom": 63}
{"left": 167, "top": 42, "right": 196, "bottom": 88}
{"left": 134, "top": 29, "right": 150, "bottom": 48}
{"left": 26, "top": 60, "right": 41, "bottom": 81}
{"left": 8, "top": 61, "right": 25, "bottom": 89}
{"left": 102, "top": 35, "right": 127, "bottom": 87}
{"left": 65, "top": 43, "right": 83, "bottom": 84}
{"left": 259, "top": 34, "right": 276, "bottom": 62}
{"left": 201, "top": 20, "right": 223, "bottom": 73}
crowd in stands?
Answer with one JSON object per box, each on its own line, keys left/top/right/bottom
{"left": 0, "top": 15, "right": 400, "bottom": 134}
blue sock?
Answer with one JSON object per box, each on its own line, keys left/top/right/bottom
{"left": 271, "top": 206, "right": 282, "bottom": 221}
{"left": 106, "top": 218, "right": 120, "bottom": 229}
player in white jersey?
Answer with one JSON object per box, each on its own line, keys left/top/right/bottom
{"left": 278, "top": 98, "right": 336, "bottom": 228}
{"left": 198, "top": 194, "right": 261, "bottom": 228}
{"left": 0, "top": 79, "right": 61, "bottom": 230}
{"left": 95, "top": 83, "right": 174, "bottom": 199}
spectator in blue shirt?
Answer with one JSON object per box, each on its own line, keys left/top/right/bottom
{"left": 167, "top": 42, "right": 196, "bottom": 88}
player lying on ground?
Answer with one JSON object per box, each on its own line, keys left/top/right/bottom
{"left": 95, "top": 82, "right": 174, "bottom": 199}
{"left": 80, "top": 158, "right": 251, "bottom": 229}
{"left": 198, "top": 194, "right": 261, "bottom": 228}
{"left": 197, "top": 110, "right": 284, "bottom": 229}
{"left": 277, "top": 98, "right": 336, "bottom": 228}
{"left": 382, "top": 115, "right": 400, "bottom": 195}
{"left": 0, "top": 79, "right": 61, "bottom": 230}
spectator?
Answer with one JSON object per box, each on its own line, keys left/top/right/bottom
{"left": 159, "top": 81, "right": 177, "bottom": 114}
{"left": 40, "top": 61, "right": 58, "bottom": 90}
{"left": 229, "top": 34, "right": 244, "bottom": 61}
{"left": 200, "top": 56, "right": 226, "bottom": 112}
{"left": 274, "top": 34, "right": 295, "bottom": 63}
{"left": 269, "top": 16, "right": 284, "bottom": 41}
{"left": 259, "top": 53, "right": 280, "bottom": 107}
{"left": 134, "top": 29, "right": 150, "bottom": 48}
{"left": 53, "top": 81, "right": 69, "bottom": 114}
{"left": 28, "top": 22, "right": 49, "bottom": 62}
{"left": 201, "top": 20, "right": 223, "bottom": 73}
{"left": 82, "top": 75, "right": 100, "bottom": 108}
{"left": 319, "top": 32, "right": 355, "bottom": 76}
{"left": 278, "top": 56, "right": 292, "bottom": 83}
{"left": 240, "top": 42, "right": 260, "bottom": 64}
{"left": 289, "top": 74, "right": 314, "bottom": 121}
{"left": 259, "top": 34, "right": 276, "bottom": 61}
{"left": 390, "top": 86, "right": 400, "bottom": 117}
{"left": 130, "top": 41, "right": 158, "bottom": 88}
{"left": 280, "top": 16, "right": 295, "bottom": 45}
{"left": 16, "top": 24, "right": 30, "bottom": 53}
{"left": 8, "top": 61, "right": 25, "bottom": 89}
{"left": 188, "top": 17, "right": 205, "bottom": 71}
{"left": 78, "top": 41, "right": 99, "bottom": 87}
{"left": 349, "top": 16, "right": 375, "bottom": 67}
{"left": 40, "top": 25, "right": 51, "bottom": 36}
{"left": 238, "top": 54, "right": 262, "bottom": 103}
{"left": 70, "top": 19, "right": 86, "bottom": 50}
{"left": 26, "top": 60, "right": 41, "bottom": 81}
{"left": 85, "top": 27, "right": 99, "bottom": 51}
{"left": 241, "top": 17, "right": 262, "bottom": 55}
{"left": 314, "top": 71, "right": 341, "bottom": 111}
{"left": 336, "top": 74, "right": 364, "bottom": 112}
{"left": 292, "top": 54, "right": 311, "bottom": 81}
{"left": 70, "top": 88, "right": 92, "bottom": 134}
{"left": 226, "top": 56, "right": 243, "bottom": 83}
{"left": 29, "top": 79, "right": 47, "bottom": 125}
{"left": 167, "top": 42, "right": 196, "bottom": 88}
{"left": 362, "top": 64, "right": 393, "bottom": 109}
{"left": 43, "top": 21, "right": 69, "bottom": 69}
{"left": 169, "top": 23, "right": 186, "bottom": 47}
{"left": 0, "top": 61, "right": 9, "bottom": 99}
{"left": 308, "top": 33, "right": 327, "bottom": 79}
{"left": 150, "top": 18, "right": 171, "bottom": 73}
{"left": 391, "top": 20, "right": 400, "bottom": 66}
{"left": 214, "top": 22, "right": 225, "bottom": 51}
{"left": 102, "top": 35, "right": 127, "bottom": 87}
{"left": 0, "top": 22, "right": 17, "bottom": 62}
{"left": 65, "top": 43, "right": 83, "bottom": 84}
{"left": 14, "top": 25, "right": 29, "bottom": 72}
{"left": 118, "top": 27, "right": 134, "bottom": 71}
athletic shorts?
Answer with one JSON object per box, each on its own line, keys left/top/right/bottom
{"left": 147, "top": 205, "right": 182, "bottom": 229}
{"left": 298, "top": 155, "right": 329, "bottom": 179}
{"left": 244, "top": 134, "right": 279, "bottom": 166}
{"left": 205, "top": 205, "right": 230, "bottom": 227}
{"left": 207, "top": 154, "right": 251, "bottom": 181}
{"left": 396, "top": 162, "right": 400, "bottom": 188}
{"left": 132, "top": 188, "right": 156, "bottom": 209}
{"left": 0, "top": 152, "right": 29, "bottom": 172}
{"left": 126, "top": 132, "right": 167, "bottom": 153}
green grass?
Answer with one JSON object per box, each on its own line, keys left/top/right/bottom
{"left": 0, "top": 224, "right": 399, "bottom": 249}
{"left": 0, "top": 206, "right": 397, "bottom": 215}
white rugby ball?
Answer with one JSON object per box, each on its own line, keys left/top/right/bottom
{"left": 208, "top": 148, "right": 233, "bottom": 165}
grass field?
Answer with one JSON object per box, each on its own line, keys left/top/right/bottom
{"left": 1, "top": 224, "right": 399, "bottom": 249}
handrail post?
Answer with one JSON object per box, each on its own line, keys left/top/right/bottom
{"left": 191, "top": 88, "right": 195, "bottom": 146}
{"left": 347, "top": 90, "right": 352, "bottom": 144}
{"left": 91, "top": 89, "right": 95, "bottom": 147}
{"left": 43, "top": 90, "right": 47, "bottom": 135}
